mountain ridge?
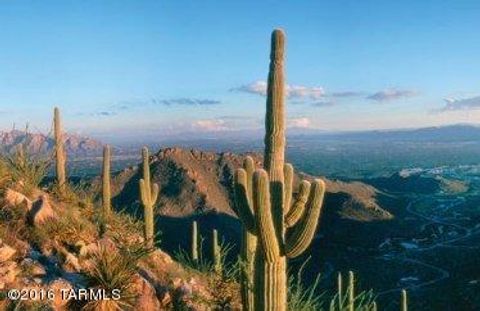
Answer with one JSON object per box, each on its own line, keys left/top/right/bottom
{"left": 110, "top": 147, "right": 393, "bottom": 222}
{"left": 0, "top": 130, "right": 103, "bottom": 156}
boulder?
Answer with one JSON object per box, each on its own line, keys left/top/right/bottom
{"left": 62, "top": 252, "right": 81, "bottom": 273}
{"left": 20, "top": 258, "right": 46, "bottom": 277}
{"left": 48, "top": 278, "right": 73, "bottom": 310}
{"left": 0, "top": 261, "right": 20, "bottom": 289}
{"left": 0, "top": 240, "right": 16, "bottom": 261}
{"left": 4, "top": 188, "right": 32, "bottom": 210}
{"left": 132, "top": 274, "right": 161, "bottom": 310}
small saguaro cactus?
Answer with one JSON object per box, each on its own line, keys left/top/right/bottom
{"left": 102, "top": 145, "right": 111, "bottom": 218}
{"left": 233, "top": 29, "right": 326, "bottom": 311}
{"left": 401, "top": 289, "right": 408, "bottom": 311}
{"left": 54, "top": 107, "right": 66, "bottom": 193}
{"left": 348, "top": 271, "right": 355, "bottom": 311}
{"left": 192, "top": 220, "right": 199, "bottom": 263}
{"left": 212, "top": 229, "right": 222, "bottom": 274}
{"left": 139, "top": 147, "right": 159, "bottom": 248}
{"left": 338, "top": 272, "right": 343, "bottom": 308}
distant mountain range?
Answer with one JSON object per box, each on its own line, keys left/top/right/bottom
{"left": 1, "top": 124, "right": 478, "bottom": 157}
{"left": 0, "top": 130, "right": 103, "bottom": 156}
{"left": 295, "top": 124, "right": 480, "bottom": 142}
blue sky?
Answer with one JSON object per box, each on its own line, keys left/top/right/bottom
{"left": 1, "top": 1, "right": 480, "bottom": 140}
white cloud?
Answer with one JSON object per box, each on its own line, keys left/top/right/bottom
{"left": 439, "top": 96, "right": 480, "bottom": 112}
{"left": 288, "top": 117, "right": 311, "bottom": 128}
{"left": 367, "top": 89, "right": 418, "bottom": 101}
{"left": 232, "top": 81, "right": 325, "bottom": 100}
{"left": 192, "top": 119, "right": 228, "bottom": 131}
{"left": 287, "top": 85, "right": 325, "bottom": 99}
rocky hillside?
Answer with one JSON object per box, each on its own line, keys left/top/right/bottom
{"left": 0, "top": 182, "right": 239, "bottom": 310}
{"left": 111, "top": 147, "right": 393, "bottom": 221}
{"left": 0, "top": 130, "right": 103, "bottom": 156}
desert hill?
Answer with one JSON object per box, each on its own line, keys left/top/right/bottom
{"left": 110, "top": 147, "right": 393, "bottom": 222}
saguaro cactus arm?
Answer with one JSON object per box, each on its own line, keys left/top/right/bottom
{"left": 151, "top": 183, "right": 159, "bottom": 203}
{"left": 139, "top": 179, "right": 159, "bottom": 206}
{"left": 285, "top": 180, "right": 311, "bottom": 228}
{"left": 244, "top": 156, "right": 255, "bottom": 198}
{"left": 234, "top": 169, "right": 256, "bottom": 232}
{"left": 238, "top": 156, "right": 257, "bottom": 311}
{"left": 285, "top": 179, "right": 325, "bottom": 258}
{"left": 253, "top": 169, "right": 280, "bottom": 263}
{"left": 142, "top": 147, "right": 151, "bottom": 193}
{"left": 283, "top": 163, "right": 293, "bottom": 213}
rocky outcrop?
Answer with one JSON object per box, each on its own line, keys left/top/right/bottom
{"left": 132, "top": 274, "right": 162, "bottom": 310}
{"left": 0, "top": 241, "right": 19, "bottom": 290}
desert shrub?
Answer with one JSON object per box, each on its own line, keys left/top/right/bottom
{"left": 101, "top": 208, "right": 148, "bottom": 244}
{"left": 30, "top": 208, "right": 98, "bottom": 248}
{"left": 287, "top": 261, "right": 377, "bottom": 311}
{"left": 288, "top": 260, "right": 324, "bottom": 311}
{"left": 81, "top": 241, "right": 151, "bottom": 311}
{"left": 174, "top": 236, "right": 212, "bottom": 273}
{"left": 174, "top": 233, "right": 233, "bottom": 276}
{"left": 0, "top": 143, "right": 51, "bottom": 196}
{"left": 50, "top": 180, "right": 97, "bottom": 208}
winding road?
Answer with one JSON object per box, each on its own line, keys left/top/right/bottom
{"left": 377, "top": 197, "right": 480, "bottom": 296}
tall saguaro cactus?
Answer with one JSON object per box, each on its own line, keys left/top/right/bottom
{"left": 54, "top": 107, "right": 66, "bottom": 193}
{"left": 233, "top": 29, "right": 326, "bottom": 311}
{"left": 139, "top": 147, "right": 159, "bottom": 248}
{"left": 102, "top": 145, "right": 111, "bottom": 218}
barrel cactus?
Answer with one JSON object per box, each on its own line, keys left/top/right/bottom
{"left": 233, "top": 29, "right": 326, "bottom": 311}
